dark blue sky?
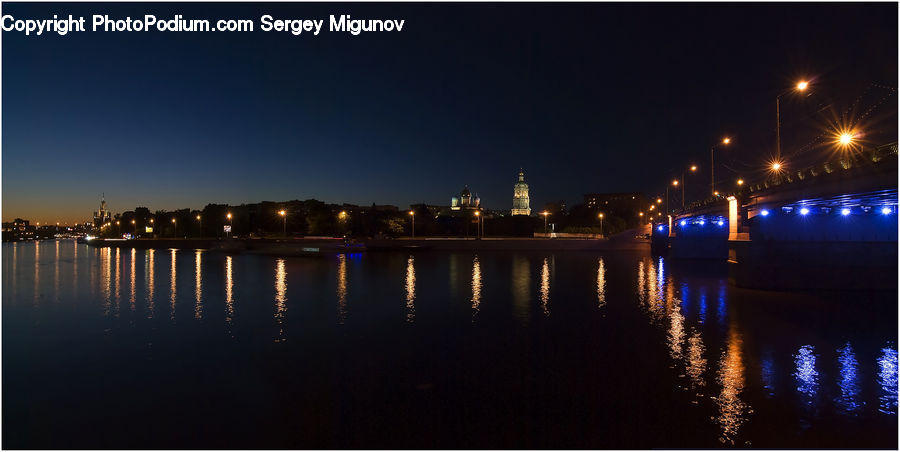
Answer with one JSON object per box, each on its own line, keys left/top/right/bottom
{"left": 3, "top": 2, "right": 896, "bottom": 223}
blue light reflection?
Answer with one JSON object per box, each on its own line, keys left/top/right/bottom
{"left": 835, "top": 343, "right": 862, "bottom": 416}
{"left": 877, "top": 344, "right": 898, "bottom": 415}
{"left": 794, "top": 345, "right": 819, "bottom": 401}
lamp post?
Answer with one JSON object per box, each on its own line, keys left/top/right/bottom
{"left": 541, "top": 211, "right": 550, "bottom": 235}
{"left": 776, "top": 80, "right": 809, "bottom": 164}
{"left": 711, "top": 137, "right": 731, "bottom": 196}
{"left": 171, "top": 218, "right": 176, "bottom": 238}
{"left": 131, "top": 219, "right": 136, "bottom": 236}
{"left": 667, "top": 179, "right": 678, "bottom": 215}
{"left": 196, "top": 215, "right": 202, "bottom": 238}
{"left": 226, "top": 213, "right": 232, "bottom": 238}
{"left": 474, "top": 211, "right": 481, "bottom": 239}
{"left": 408, "top": 210, "right": 415, "bottom": 238}
{"left": 278, "top": 210, "right": 286, "bottom": 237}
{"left": 598, "top": 212, "right": 604, "bottom": 237}
{"left": 681, "top": 165, "right": 697, "bottom": 208}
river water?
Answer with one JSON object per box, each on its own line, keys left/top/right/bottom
{"left": 2, "top": 240, "right": 897, "bottom": 448}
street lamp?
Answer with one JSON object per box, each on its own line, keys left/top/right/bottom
{"left": 226, "top": 213, "right": 233, "bottom": 238}
{"left": 408, "top": 210, "right": 415, "bottom": 238}
{"left": 196, "top": 215, "right": 202, "bottom": 237}
{"left": 711, "top": 137, "right": 731, "bottom": 196}
{"left": 776, "top": 80, "right": 810, "bottom": 162}
{"left": 131, "top": 219, "right": 136, "bottom": 235}
{"left": 598, "top": 213, "right": 604, "bottom": 237}
{"left": 541, "top": 211, "right": 550, "bottom": 235}
{"left": 474, "top": 211, "right": 481, "bottom": 239}
{"left": 737, "top": 178, "right": 745, "bottom": 186}
{"left": 278, "top": 210, "right": 286, "bottom": 237}
{"left": 171, "top": 218, "right": 176, "bottom": 238}
{"left": 681, "top": 165, "right": 698, "bottom": 208}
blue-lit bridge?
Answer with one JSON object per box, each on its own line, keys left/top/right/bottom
{"left": 652, "top": 143, "right": 898, "bottom": 289}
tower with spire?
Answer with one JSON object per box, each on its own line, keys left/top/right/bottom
{"left": 93, "top": 193, "right": 111, "bottom": 227}
{"left": 511, "top": 169, "right": 531, "bottom": 216}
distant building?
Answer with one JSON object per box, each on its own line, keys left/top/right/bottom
{"left": 451, "top": 186, "right": 481, "bottom": 211}
{"left": 511, "top": 169, "right": 531, "bottom": 216}
{"left": 93, "top": 194, "right": 111, "bottom": 227}
{"left": 584, "top": 192, "right": 650, "bottom": 223}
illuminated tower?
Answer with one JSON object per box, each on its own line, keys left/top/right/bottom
{"left": 93, "top": 193, "right": 111, "bottom": 227}
{"left": 511, "top": 169, "right": 531, "bottom": 216}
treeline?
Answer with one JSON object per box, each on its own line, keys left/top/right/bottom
{"left": 98, "top": 199, "right": 642, "bottom": 239}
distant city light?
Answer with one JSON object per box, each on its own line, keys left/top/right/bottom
{"left": 800, "top": 208, "right": 810, "bottom": 215}
{"left": 680, "top": 220, "right": 686, "bottom": 226}
{"left": 657, "top": 225, "right": 664, "bottom": 232}
{"left": 760, "top": 210, "right": 769, "bottom": 216}
{"left": 717, "top": 220, "right": 724, "bottom": 226}
{"left": 698, "top": 220, "right": 705, "bottom": 226}
{"left": 841, "top": 208, "right": 851, "bottom": 216}
{"left": 882, "top": 207, "right": 892, "bottom": 215}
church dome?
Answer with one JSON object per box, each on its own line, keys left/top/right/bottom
{"left": 461, "top": 186, "right": 472, "bottom": 197}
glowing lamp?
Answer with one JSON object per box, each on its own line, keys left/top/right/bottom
{"left": 657, "top": 225, "right": 664, "bottom": 232}
{"left": 799, "top": 208, "right": 810, "bottom": 215}
{"left": 841, "top": 208, "right": 851, "bottom": 216}
{"left": 760, "top": 210, "right": 769, "bottom": 217}
{"left": 796, "top": 81, "right": 809, "bottom": 91}
{"left": 698, "top": 220, "right": 705, "bottom": 226}
{"left": 680, "top": 220, "right": 686, "bottom": 227}
{"left": 717, "top": 220, "right": 724, "bottom": 226}
{"left": 882, "top": 207, "right": 892, "bottom": 215}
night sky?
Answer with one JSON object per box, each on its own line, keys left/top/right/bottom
{"left": 3, "top": 2, "right": 897, "bottom": 224}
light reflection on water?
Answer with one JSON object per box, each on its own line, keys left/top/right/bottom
{"left": 596, "top": 258, "right": 606, "bottom": 309}
{"left": 224, "top": 255, "right": 234, "bottom": 330}
{"left": 471, "top": 255, "right": 482, "bottom": 321}
{"left": 337, "top": 254, "right": 348, "bottom": 324}
{"left": 794, "top": 345, "right": 820, "bottom": 404}
{"left": 836, "top": 342, "right": 863, "bottom": 415}
{"left": 2, "top": 244, "right": 897, "bottom": 448}
{"left": 405, "top": 255, "right": 416, "bottom": 324}
{"left": 146, "top": 249, "right": 155, "bottom": 319}
{"left": 877, "top": 344, "right": 898, "bottom": 414}
{"left": 169, "top": 249, "right": 176, "bottom": 322}
{"left": 274, "top": 258, "right": 287, "bottom": 342}
{"left": 194, "top": 250, "right": 203, "bottom": 320}
{"left": 539, "top": 257, "right": 550, "bottom": 317}
{"left": 715, "top": 325, "right": 747, "bottom": 445}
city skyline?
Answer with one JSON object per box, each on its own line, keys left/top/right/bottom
{"left": 3, "top": 3, "right": 897, "bottom": 224}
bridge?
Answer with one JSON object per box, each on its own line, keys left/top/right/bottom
{"left": 652, "top": 143, "right": 898, "bottom": 289}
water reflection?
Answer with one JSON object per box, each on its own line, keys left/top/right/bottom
{"left": 471, "top": 255, "right": 482, "bottom": 321}
{"left": 539, "top": 258, "right": 550, "bottom": 317}
{"left": 760, "top": 351, "right": 776, "bottom": 397}
{"left": 169, "top": 249, "right": 177, "bottom": 322}
{"left": 54, "top": 240, "right": 60, "bottom": 298}
{"left": 194, "top": 250, "right": 203, "bottom": 320}
{"left": 405, "top": 256, "right": 416, "bottom": 324}
{"left": 101, "top": 247, "right": 110, "bottom": 315}
{"left": 835, "top": 342, "right": 862, "bottom": 416}
{"left": 596, "top": 258, "right": 606, "bottom": 309}
{"left": 114, "top": 248, "right": 121, "bottom": 317}
{"left": 794, "top": 345, "right": 819, "bottom": 402}
{"left": 511, "top": 256, "right": 531, "bottom": 325}
{"left": 224, "top": 255, "right": 234, "bottom": 330}
{"left": 146, "top": 249, "right": 155, "bottom": 319}
{"left": 666, "top": 293, "right": 685, "bottom": 361}
{"left": 715, "top": 325, "right": 747, "bottom": 445}
{"left": 130, "top": 248, "right": 136, "bottom": 313}
{"left": 337, "top": 254, "right": 348, "bottom": 324}
{"left": 686, "top": 330, "right": 707, "bottom": 394}
{"left": 274, "top": 258, "right": 287, "bottom": 342}
{"left": 877, "top": 344, "right": 898, "bottom": 415}
{"left": 34, "top": 242, "right": 40, "bottom": 305}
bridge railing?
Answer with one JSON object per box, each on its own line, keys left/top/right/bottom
{"left": 675, "top": 142, "right": 898, "bottom": 216}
